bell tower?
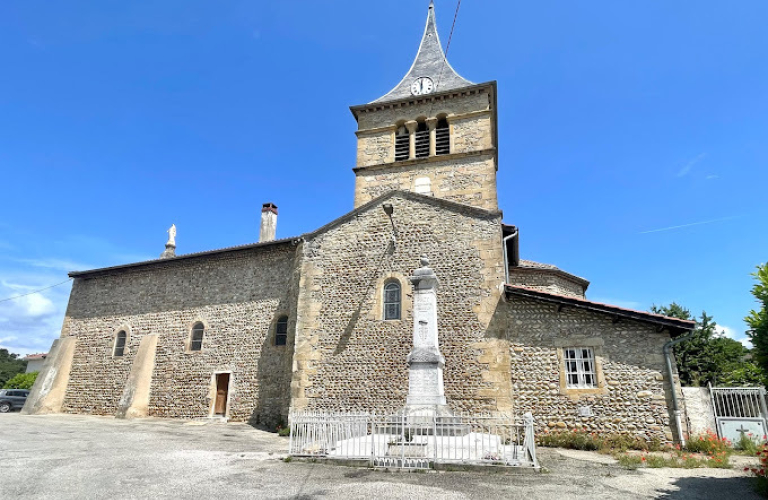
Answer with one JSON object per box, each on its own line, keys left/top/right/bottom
{"left": 350, "top": 1, "right": 498, "bottom": 211}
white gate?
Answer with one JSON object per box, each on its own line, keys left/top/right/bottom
{"left": 710, "top": 385, "right": 768, "bottom": 444}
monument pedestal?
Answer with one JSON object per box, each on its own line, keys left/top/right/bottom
{"left": 403, "top": 256, "right": 451, "bottom": 421}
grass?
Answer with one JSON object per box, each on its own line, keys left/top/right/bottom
{"left": 538, "top": 429, "right": 663, "bottom": 453}
{"left": 539, "top": 429, "right": 734, "bottom": 469}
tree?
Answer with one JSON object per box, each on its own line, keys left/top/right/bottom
{"left": 746, "top": 263, "right": 768, "bottom": 375}
{"left": 0, "top": 349, "right": 27, "bottom": 388}
{"left": 3, "top": 371, "right": 38, "bottom": 390}
{"left": 652, "top": 303, "right": 754, "bottom": 386}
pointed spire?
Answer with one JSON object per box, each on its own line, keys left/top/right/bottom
{"left": 372, "top": 2, "right": 473, "bottom": 103}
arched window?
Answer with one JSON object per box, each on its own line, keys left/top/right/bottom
{"left": 414, "top": 120, "right": 429, "bottom": 158}
{"left": 114, "top": 331, "right": 127, "bottom": 357}
{"left": 395, "top": 125, "right": 410, "bottom": 161}
{"left": 190, "top": 322, "right": 205, "bottom": 352}
{"left": 435, "top": 117, "right": 450, "bottom": 156}
{"left": 384, "top": 281, "right": 401, "bottom": 320}
{"left": 275, "top": 316, "right": 288, "bottom": 346}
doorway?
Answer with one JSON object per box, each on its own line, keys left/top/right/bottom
{"left": 214, "top": 373, "right": 230, "bottom": 416}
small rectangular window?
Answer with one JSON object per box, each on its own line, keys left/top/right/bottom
{"left": 564, "top": 347, "right": 597, "bottom": 389}
{"left": 275, "top": 317, "right": 288, "bottom": 346}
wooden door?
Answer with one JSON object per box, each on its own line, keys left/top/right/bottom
{"left": 214, "top": 373, "right": 230, "bottom": 416}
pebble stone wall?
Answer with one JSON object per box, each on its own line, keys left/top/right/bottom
{"left": 508, "top": 269, "right": 587, "bottom": 298}
{"left": 61, "top": 243, "right": 300, "bottom": 427}
{"left": 505, "top": 295, "right": 679, "bottom": 441}
{"left": 290, "top": 193, "right": 507, "bottom": 414}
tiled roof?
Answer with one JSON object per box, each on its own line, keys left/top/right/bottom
{"left": 23, "top": 353, "right": 47, "bottom": 360}
{"left": 518, "top": 259, "right": 559, "bottom": 270}
{"left": 505, "top": 285, "right": 695, "bottom": 334}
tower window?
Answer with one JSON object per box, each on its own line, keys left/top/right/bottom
{"left": 275, "top": 316, "right": 288, "bottom": 346}
{"left": 435, "top": 118, "right": 450, "bottom": 156}
{"left": 114, "top": 331, "right": 127, "bottom": 357}
{"left": 395, "top": 125, "right": 410, "bottom": 161}
{"left": 190, "top": 322, "right": 205, "bottom": 352}
{"left": 414, "top": 121, "right": 429, "bottom": 158}
{"left": 384, "top": 281, "right": 402, "bottom": 320}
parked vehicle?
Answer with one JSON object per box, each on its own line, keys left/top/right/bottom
{"left": 0, "top": 389, "right": 30, "bottom": 412}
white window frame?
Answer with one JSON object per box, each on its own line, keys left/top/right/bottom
{"left": 564, "top": 347, "right": 597, "bottom": 389}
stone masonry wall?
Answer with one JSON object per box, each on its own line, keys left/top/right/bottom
{"left": 354, "top": 154, "right": 498, "bottom": 211}
{"left": 355, "top": 91, "right": 491, "bottom": 130}
{"left": 291, "top": 193, "right": 508, "bottom": 414}
{"left": 508, "top": 269, "right": 587, "bottom": 298}
{"left": 61, "top": 244, "right": 300, "bottom": 426}
{"left": 682, "top": 387, "right": 717, "bottom": 436}
{"left": 504, "top": 295, "right": 678, "bottom": 442}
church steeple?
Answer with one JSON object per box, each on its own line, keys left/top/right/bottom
{"left": 350, "top": 2, "right": 498, "bottom": 213}
{"left": 372, "top": 1, "right": 473, "bottom": 103}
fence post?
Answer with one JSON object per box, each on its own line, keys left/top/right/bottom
{"left": 523, "top": 412, "right": 537, "bottom": 467}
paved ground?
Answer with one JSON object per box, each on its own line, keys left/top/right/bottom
{"left": 0, "top": 413, "right": 762, "bottom": 499}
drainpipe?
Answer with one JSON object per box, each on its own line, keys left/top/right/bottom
{"left": 663, "top": 330, "right": 696, "bottom": 448}
{"left": 502, "top": 227, "right": 519, "bottom": 285}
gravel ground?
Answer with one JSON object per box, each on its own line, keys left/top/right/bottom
{"left": 0, "top": 413, "right": 762, "bottom": 499}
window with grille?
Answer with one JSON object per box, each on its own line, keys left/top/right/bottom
{"left": 414, "top": 121, "right": 430, "bottom": 158}
{"left": 190, "top": 323, "right": 205, "bottom": 352}
{"left": 395, "top": 126, "right": 410, "bottom": 161}
{"left": 564, "top": 347, "right": 597, "bottom": 388}
{"left": 435, "top": 118, "right": 450, "bottom": 156}
{"left": 114, "top": 331, "right": 127, "bottom": 357}
{"left": 275, "top": 316, "right": 288, "bottom": 346}
{"left": 384, "top": 281, "right": 401, "bottom": 320}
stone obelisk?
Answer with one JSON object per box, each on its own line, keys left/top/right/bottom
{"left": 405, "top": 255, "right": 449, "bottom": 418}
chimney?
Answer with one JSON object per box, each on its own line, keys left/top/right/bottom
{"left": 260, "top": 203, "right": 278, "bottom": 242}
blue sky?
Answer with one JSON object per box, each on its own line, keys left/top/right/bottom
{"left": 1, "top": 0, "right": 766, "bottom": 355}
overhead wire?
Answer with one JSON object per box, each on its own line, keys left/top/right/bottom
{"left": 0, "top": 278, "right": 73, "bottom": 304}
{"left": 428, "top": 0, "right": 463, "bottom": 119}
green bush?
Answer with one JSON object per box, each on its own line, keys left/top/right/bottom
{"left": 736, "top": 433, "right": 762, "bottom": 455}
{"left": 686, "top": 431, "right": 731, "bottom": 456}
{"left": 277, "top": 426, "right": 290, "bottom": 437}
{"left": 537, "top": 429, "right": 662, "bottom": 453}
{"left": 3, "top": 371, "right": 38, "bottom": 390}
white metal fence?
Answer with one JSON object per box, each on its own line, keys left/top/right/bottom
{"left": 288, "top": 410, "right": 538, "bottom": 469}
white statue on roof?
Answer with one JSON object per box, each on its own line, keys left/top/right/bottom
{"left": 167, "top": 224, "right": 176, "bottom": 247}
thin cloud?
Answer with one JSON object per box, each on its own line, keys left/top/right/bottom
{"left": 717, "top": 325, "right": 752, "bottom": 348}
{"left": 706, "top": 174, "right": 719, "bottom": 180}
{"left": 677, "top": 153, "right": 707, "bottom": 178}
{"left": 14, "top": 257, "right": 93, "bottom": 272}
{"left": 640, "top": 215, "right": 742, "bottom": 235}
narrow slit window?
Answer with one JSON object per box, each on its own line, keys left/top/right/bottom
{"left": 114, "top": 331, "right": 127, "bottom": 357}
{"left": 275, "top": 316, "right": 288, "bottom": 346}
{"left": 564, "top": 347, "right": 596, "bottom": 389}
{"left": 384, "top": 281, "right": 401, "bottom": 320}
{"left": 190, "top": 323, "right": 205, "bottom": 352}
{"left": 435, "top": 118, "right": 450, "bottom": 156}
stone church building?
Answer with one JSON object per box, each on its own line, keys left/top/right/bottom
{"left": 26, "top": 3, "right": 694, "bottom": 442}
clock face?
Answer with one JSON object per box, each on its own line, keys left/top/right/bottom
{"left": 410, "top": 77, "right": 435, "bottom": 96}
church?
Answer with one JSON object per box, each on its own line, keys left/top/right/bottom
{"left": 24, "top": 3, "right": 694, "bottom": 443}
